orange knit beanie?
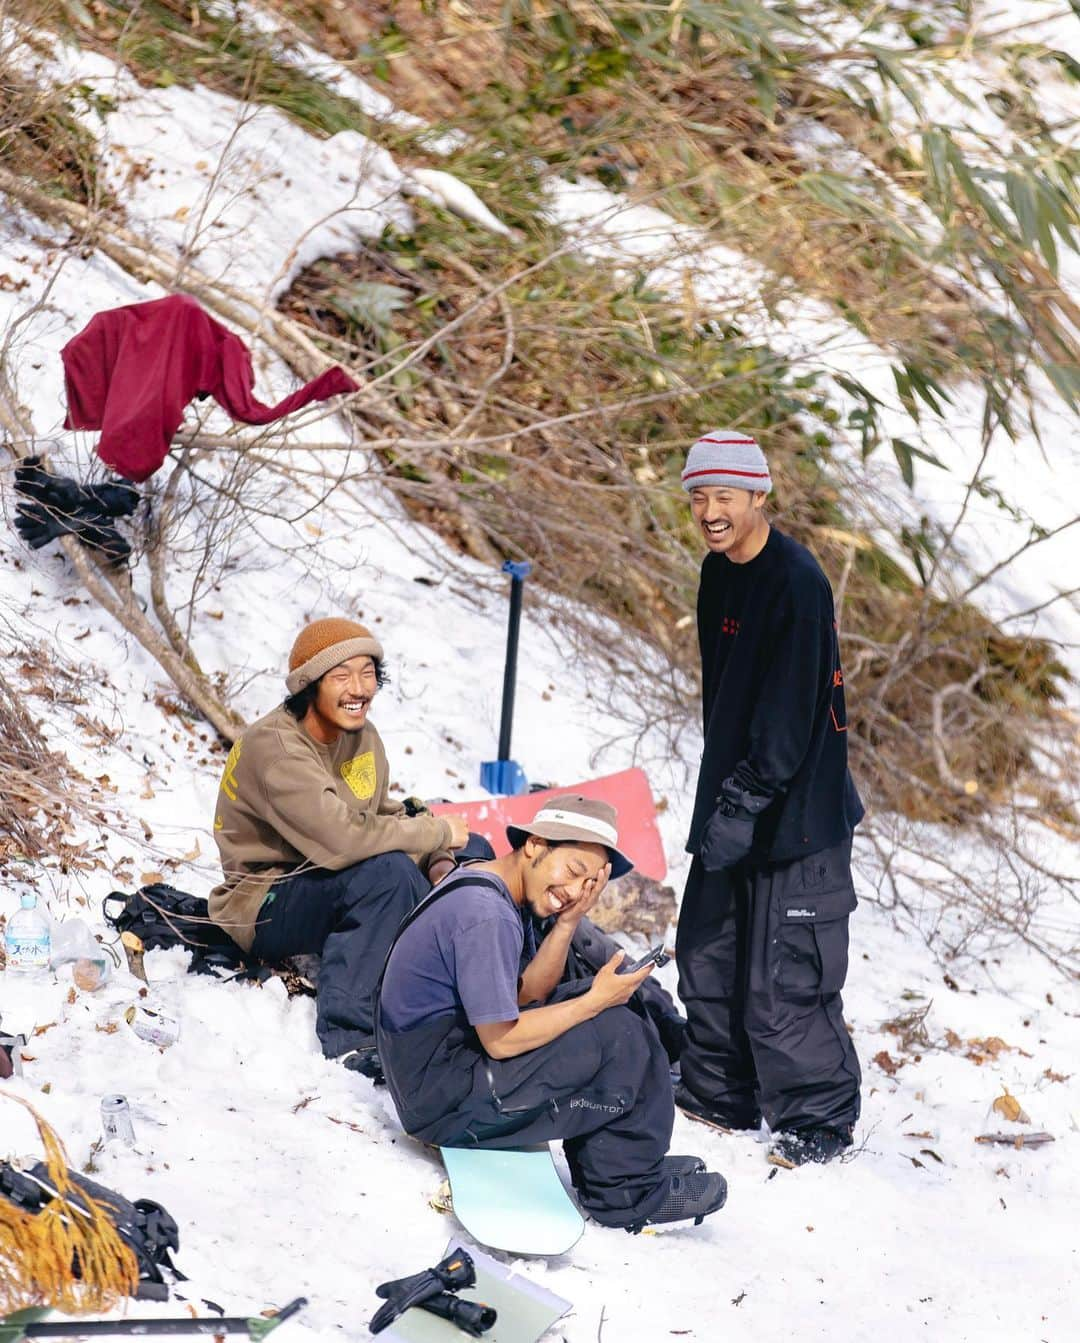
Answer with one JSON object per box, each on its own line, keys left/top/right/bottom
{"left": 285, "top": 618, "right": 384, "bottom": 695}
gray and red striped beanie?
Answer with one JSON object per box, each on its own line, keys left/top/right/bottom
{"left": 680, "top": 429, "right": 772, "bottom": 494}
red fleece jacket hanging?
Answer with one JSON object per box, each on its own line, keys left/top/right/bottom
{"left": 62, "top": 293, "right": 359, "bottom": 482}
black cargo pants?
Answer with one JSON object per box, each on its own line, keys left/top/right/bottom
{"left": 382, "top": 982, "right": 675, "bottom": 1229}
{"left": 676, "top": 837, "right": 861, "bottom": 1133}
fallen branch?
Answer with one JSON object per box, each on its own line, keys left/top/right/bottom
{"left": 974, "top": 1131, "right": 1055, "bottom": 1149}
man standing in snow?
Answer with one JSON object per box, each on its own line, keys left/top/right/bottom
{"left": 209, "top": 618, "right": 472, "bottom": 1078}
{"left": 675, "top": 430, "right": 864, "bottom": 1165}
{"left": 377, "top": 795, "right": 728, "bottom": 1232}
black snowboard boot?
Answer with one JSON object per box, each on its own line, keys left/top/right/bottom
{"left": 663, "top": 1154, "right": 706, "bottom": 1176}
{"left": 628, "top": 1170, "right": 728, "bottom": 1232}
{"left": 675, "top": 1080, "right": 761, "bottom": 1132}
{"left": 769, "top": 1124, "right": 853, "bottom": 1167}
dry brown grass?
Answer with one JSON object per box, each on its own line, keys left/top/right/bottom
{"left": 0, "top": 1095, "right": 139, "bottom": 1316}
{"left": 278, "top": 219, "right": 1075, "bottom": 832}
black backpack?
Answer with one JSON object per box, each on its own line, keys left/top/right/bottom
{"left": 0, "top": 1161, "right": 182, "bottom": 1300}
{"left": 103, "top": 882, "right": 254, "bottom": 978}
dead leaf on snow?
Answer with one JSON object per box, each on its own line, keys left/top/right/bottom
{"left": 992, "top": 1087, "right": 1030, "bottom": 1124}
{"left": 140, "top": 870, "right": 165, "bottom": 885}
{"left": 966, "top": 1035, "right": 1031, "bottom": 1064}
{"left": 429, "top": 1180, "right": 453, "bottom": 1214}
{"left": 1042, "top": 1067, "right": 1070, "bottom": 1083}
{"left": 326, "top": 1114, "right": 367, "bottom": 1135}
{"left": 873, "top": 1049, "right": 902, "bottom": 1076}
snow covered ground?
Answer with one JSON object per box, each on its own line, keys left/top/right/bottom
{"left": 2, "top": 12, "right": 1079, "bottom": 1343}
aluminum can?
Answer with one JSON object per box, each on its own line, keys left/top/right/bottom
{"left": 124, "top": 1002, "right": 181, "bottom": 1048}
{"left": 101, "top": 1094, "right": 135, "bottom": 1145}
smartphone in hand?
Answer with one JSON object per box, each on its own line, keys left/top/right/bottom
{"left": 619, "top": 943, "right": 669, "bottom": 974}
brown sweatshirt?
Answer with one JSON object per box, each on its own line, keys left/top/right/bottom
{"left": 209, "top": 706, "right": 451, "bottom": 950}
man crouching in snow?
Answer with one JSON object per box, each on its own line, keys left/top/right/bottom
{"left": 376, "top": 796, "right": 728, "bottom": 1232}
{"left": 209, "top": 618, "right": 471, "bottom": 1079}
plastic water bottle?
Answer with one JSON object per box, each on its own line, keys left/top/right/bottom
{"left": 4, "top": 894, "right": 51, "bottom": 974}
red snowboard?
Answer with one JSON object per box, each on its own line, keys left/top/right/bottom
{"left": 432, "top": 768, "right": 667, "bottom": 881}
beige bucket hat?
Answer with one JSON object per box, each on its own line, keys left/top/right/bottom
{"left": 506, "top": 794, "right": 634, "bottom": 879}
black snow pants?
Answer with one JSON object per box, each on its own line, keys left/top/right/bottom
{"left": 676, "top": 837, "right": 861, "bottom": 1133}
{"left": 251, "top": 852, "right": 430, "bottom": 1057}
{"left": 378, "top": 982, "right": 675, "bottom": 1228}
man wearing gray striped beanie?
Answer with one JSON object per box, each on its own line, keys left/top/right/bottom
{"left": 675, "top": 429, "right": 865, "bottom": 1167}
{"left": 680, "top": 429, "right": 772, "bottom": 562}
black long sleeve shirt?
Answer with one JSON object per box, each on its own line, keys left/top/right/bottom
{"left": 687, "top": 526, "right": 864, "bottom": 863}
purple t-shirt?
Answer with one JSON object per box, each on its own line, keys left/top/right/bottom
{"left": 379, "top": 874, "right": 537, "bottom": 1032}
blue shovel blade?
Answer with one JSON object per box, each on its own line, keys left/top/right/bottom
{"left": 480, "top": 759, "right": 530, "bottom": 796}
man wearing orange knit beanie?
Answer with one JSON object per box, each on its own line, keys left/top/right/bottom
{"left": 209, "top": 617, "right": 472, "bottom": 1078}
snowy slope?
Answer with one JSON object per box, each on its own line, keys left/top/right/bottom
{"left": 2, "top": 16, "right": 1079, "bottom": 1343}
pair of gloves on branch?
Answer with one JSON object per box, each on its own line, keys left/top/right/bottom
{"left": 13, "top": 455, "right": 139, "bottom": 565}
{"left": 699, "top": 773, "right": 775, "bottom": 872}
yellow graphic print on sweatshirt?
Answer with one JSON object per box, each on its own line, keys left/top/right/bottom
{"left": 339, "top": 751, "right": 377, "bottom": 800}
{"left": 215, "top": 738, "right": 244, "bottom": 830}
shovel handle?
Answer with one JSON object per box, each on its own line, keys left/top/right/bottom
{"left": 497, "top": 560, "right": 531, "bottom": 762}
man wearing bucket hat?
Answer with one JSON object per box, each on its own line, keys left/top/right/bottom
{"left": 376, "top": 795, "right": 728, "bottom": 1233}
{"left": 677, "top": 430, "right": 864, "bottom": 1165}
{"left": 209, "top": 617, "right": 473, "bottom": 1078}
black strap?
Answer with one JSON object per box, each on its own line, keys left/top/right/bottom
{"left": 376, "top": 868, "right": 508, "bottom": 1001}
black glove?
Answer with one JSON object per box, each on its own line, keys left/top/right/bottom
{"left": 13, "top": 457, "right": 135, "bottom": 565}
{"left": 15, "top": 503, "right": 131, "bottom": 564}
{"left": 15, "top": 456, "right": 138, "bottom": 517}
{"left": 13, "top": 455, "right": 61, "bottom": 506}
{"left": 369, "top": 1248, "right": 476, "bottom": 1334}
{"left": 699, "top": 777, "right": 772, "bottom": 872}
{"left": 81, "top": 479, "right": 140, "bottom": 518}
{"left": 419, "top": 1293, "right": 497, "bottom": 1337}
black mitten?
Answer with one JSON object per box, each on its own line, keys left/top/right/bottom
{"left": 699, "top": 777, "right": 772, "bottom": 872}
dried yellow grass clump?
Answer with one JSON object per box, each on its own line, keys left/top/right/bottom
{"left": 0, "top": 1095, "right": 138, "bottom": 1317}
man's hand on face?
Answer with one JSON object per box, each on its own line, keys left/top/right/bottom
{"left": 554, "top": 860, "right": 611, "bottom": 928}
{"left": 442, "top": 814, "right": 471, "bottom": 849}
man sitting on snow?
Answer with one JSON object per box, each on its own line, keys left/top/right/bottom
{"left": 376, "top": 795, "right": 728, "bottom": 1233}
{"left": 209, "top": 617, "right": 472, "bottom": 1078}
